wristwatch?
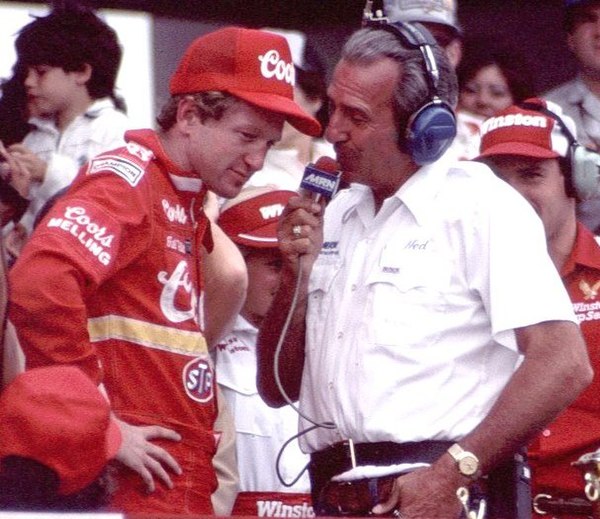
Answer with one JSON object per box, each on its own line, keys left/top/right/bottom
{"left": 447, "top": 443, "right": 480, "bottom": 479}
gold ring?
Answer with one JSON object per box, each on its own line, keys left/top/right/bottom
{"left": 292, "top": 225, "right": 302, "bottom": 238}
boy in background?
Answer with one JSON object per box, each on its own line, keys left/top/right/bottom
{"left": 2, "top": 3, "right": 129, "bottom": 256}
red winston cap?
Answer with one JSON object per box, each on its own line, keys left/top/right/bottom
{"left": 478, "top": 97, "right": 576, "bottom": 159}
{"left": 169, "top": 27, "right": 321, "bottom": 137}
{"left": 0, "top": 366, "right": 122, "bottom": 495}
{"left": 218, "top": 186, "right": 296, "bottom": 248}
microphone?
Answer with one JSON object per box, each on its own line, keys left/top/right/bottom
{"left": 299, "top": 156, "right": 341, "bottom": 203}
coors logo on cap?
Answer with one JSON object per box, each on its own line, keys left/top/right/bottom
{"left": 259, "top": 49, "right": 295, "bottom": 85}
{"left": 168, "top": 27, "right": 321, "bottom": 137}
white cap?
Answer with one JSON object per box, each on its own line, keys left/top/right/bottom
{"left": 384, "top": 0, "right": 461, "bottom": 34}
{"left": 262, "top": 27, "right": 308, "bottom": 69}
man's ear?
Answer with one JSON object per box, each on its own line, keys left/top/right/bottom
{"left": 445, "top": 39, "right": 463, "bottom": 70}
{"left": 74, "top": 63, "right": 92, "bottom": 86}
{"left": 176, "top": 96, "right": 201, "bottom": 134}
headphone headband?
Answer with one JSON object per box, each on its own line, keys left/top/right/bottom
{"left": 360, "top": 4, "right": 457, "bottom": 165}
{"left": 517, "top": 100, "right": 600, "bottom": 201}
{"left": 519, "top": 101, "right": 578, "bottom": 146}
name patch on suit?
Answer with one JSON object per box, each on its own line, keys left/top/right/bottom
{"left": 88, "top": 156, "right": 145, "bottom": 187}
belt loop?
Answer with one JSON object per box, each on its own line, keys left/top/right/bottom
{"left": 345, "top": 438, "right": 357, "bottom": 469}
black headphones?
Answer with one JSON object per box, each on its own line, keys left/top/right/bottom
{"left": 520, "top": 100, "right": 600, "bottom": 201}
{"left": 362, "top": 3, "right": 457, "bottom": 165}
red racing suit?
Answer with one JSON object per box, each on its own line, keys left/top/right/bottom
{"left": 8, "top": 129, "right": 218, "bottom": 514}
{"left": 529, "top": 222, "right": 600, "bottom": 517}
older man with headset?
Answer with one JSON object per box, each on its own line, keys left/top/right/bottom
{"left": 257, "top": 6, "right": 592, "bottom": 519}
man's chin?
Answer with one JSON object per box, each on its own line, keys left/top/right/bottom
{"left": 216, "top": 184, "right": 244, "bottom": 200}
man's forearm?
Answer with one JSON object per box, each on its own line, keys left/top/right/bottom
{"left": 257, "top": 267, "right": 308, "bottom": 407}
{"left": 455, "top": 321, "right": 593, "bottom": 474}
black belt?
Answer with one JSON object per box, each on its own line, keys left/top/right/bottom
{"left": 308, "top": 439, "right": 453, "bottom": 503}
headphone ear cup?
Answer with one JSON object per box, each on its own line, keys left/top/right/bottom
{"left": 405, "top": 101, "right": 457, "bottom": 165}
{"left": 571, "top": 144, "right": 600, "bottom": 201}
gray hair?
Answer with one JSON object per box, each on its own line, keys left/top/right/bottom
{"left": 156, "top": 91, "right": 238, "bottom": 131}
{"left": 340, "top": 26, "right": 458, "bottom": 137}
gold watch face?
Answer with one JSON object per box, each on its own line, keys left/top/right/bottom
{"left": 459, "top": 456, "right": 479, "bottom": 476}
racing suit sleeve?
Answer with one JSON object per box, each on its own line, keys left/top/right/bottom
{"left": 8, "top": 168, "right": 150, "bottom": 384}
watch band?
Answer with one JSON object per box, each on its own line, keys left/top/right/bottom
{"left": 447, "top": 443, "right": 480, "bottom": 479}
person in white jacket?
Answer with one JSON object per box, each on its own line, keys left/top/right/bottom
{"left": 215, "top": 186, "right": 314, "bottom": 518}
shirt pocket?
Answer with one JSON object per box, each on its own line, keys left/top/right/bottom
{"left": 307, "top": 257, "right": 342, "bottom": 315}
{"left": 365, "top": 252, "right": 450, "bottom": 348}
{"left": 220, "top": 385, "right": 276, "bottom": 437}
{"left": 307, "top": 257, "right": 342, "bottom": 349}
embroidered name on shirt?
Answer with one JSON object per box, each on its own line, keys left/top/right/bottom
{"left": 162, "top": 199, "right": 188, "bottom": 224}
{"left": 405, "top": 239, "right": 429, "bottom": 250}
{"left": 216, "top": 336, "right": 251, "bottom": 354}
{"left": 166, "top": 235, "right": 186, "bottom": 254}
{"left": 320, "top": 241, "right": 339, "bottom": 256}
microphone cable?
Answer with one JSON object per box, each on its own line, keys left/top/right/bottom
{"left": 271, "top": 157, "right": 342, "bottom": 487}
{"left": 272, "top": 246, "right": 336, "bottom": 487}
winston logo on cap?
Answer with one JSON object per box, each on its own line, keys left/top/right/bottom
{"left": 259, "top": 50, "right": 294, "bottom": 85}
{"left": 480, "top": 114, "right": 547, "bottom": 136}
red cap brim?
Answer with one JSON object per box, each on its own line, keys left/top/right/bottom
{"left": 477, "top": 141, "right": 561, "bottom": 160}
{"left": 230, "top": 89, "right": 322, "bottom": 137}
{"left": 231, "top": 220, "right": 281, "bottom": 248}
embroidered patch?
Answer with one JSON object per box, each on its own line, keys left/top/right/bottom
{"left": 88, "top": 156, "right": 145, "bottom": 187}
{"left": 183, "top": 357, "right": 214, "bottom": 403}
{"left": 46, "top": 204, "right": 118, "bottom": 267}
{"left": 579, "top": 279, "right": 600, "bottom": 301}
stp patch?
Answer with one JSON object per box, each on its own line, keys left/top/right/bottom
{"left": 183, "top": 357, "right": 214, "bottom": 403}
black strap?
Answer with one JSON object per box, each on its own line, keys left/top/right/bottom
{"left": 533, "top": 494, "right": 593, "bottom": 516}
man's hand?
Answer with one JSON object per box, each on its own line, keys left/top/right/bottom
{"left": 7, "top": 143, "right": 47, "bottom": 182}
{"left": 114, "top": 417, "right": 183, "bottom": 493}
{"left": 4, "top": 224, "right": 27, "bottom": 260}
{"left": 0, "top": 141, "right": 32, "bottom": 198}
{"left": 278, "top": 195, "right": 324, "bottom": 277}
{"left": 372, "top": 462, "right": 465, "bottom": 519}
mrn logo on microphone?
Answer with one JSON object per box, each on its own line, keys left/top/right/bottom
{"left": 300, "top": 163, "right": 341, "bottom": 199}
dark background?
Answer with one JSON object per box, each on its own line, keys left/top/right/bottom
{"left": 149, "top": 0, "right": 577, "bottom": 107}
{"left": 12, "top": 0, "right": 580, "bottom": 111}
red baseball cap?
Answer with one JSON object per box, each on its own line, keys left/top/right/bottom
{"left": 0, "top": 366, "right": 122, "bottom": 495}
{"left": 478, "top": 97, "right": 576, "bottom": 159}
{"left": 218, "top": 186, "right": 296, "bottom": 248}
{"left": 169, "top": 27, "right": 322, "bottom": 137}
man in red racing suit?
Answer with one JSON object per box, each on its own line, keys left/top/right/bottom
{"left": 7, "top": 27, "right": 320, "bottom": 515}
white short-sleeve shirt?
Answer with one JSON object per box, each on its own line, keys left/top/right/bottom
{"left": 299, "top": 158, "right": 576, "bottom": 453}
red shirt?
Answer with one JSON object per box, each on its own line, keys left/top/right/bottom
{"left": 529, "top": 222, "right": 600, "bottom": 503}
{"left": 9, "top": 130, "right": 218, "bottom": 514}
